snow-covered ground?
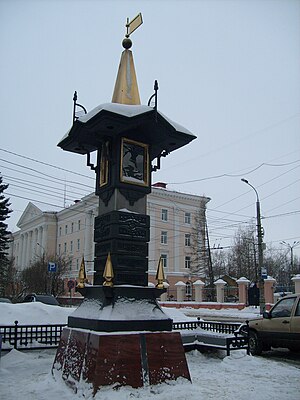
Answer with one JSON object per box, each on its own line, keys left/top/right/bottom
{"left": 0, "top": 302, "right": 259, "bottom": 326}
{"left": 0, "top": 303, "right": 299, "bottom": 399}
{"left": 181, "top": 304, "right": 261, "bottom": 320}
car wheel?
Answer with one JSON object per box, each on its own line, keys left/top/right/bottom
{"left": 249, "top": 331, "right": 263, "bottom": 355}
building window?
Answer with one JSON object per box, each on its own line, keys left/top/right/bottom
{"left": 161, "top": 231, "right": 168, "bottom": 245}
{"left": 71, "top": 222, "right": 74, "bottom": 233}
{"left": 58, "top": 244, "right": 61, "bottom": 255}
{"left": 65, "top": 225, "right": 68, "bottom": 235}
{"left": 161, "top": 254, "right": 168, "bottom": 269}
{"left": 78, "top": 220, "right": 81, "bottom": 231}
{"left": 69, "top": 261, "right": 72, "bottom": 271}
{"left": 186, "top": 281, "right": 192, "bottom": 297}
{"left": 59, "top": 227, "right": 62, "bottom": 236}
{"left": 70, "top": 240, "right": 73, "bottom": 253}
{"left": 76, "top": 259, "right": 79, "bottom": 270}
{"left": 185, "top": 233, "right": 191, "bottom": 247}
{"left": 185, "top": 256, "right": 191, "bottom": 269}
{"left": 161, "top": 209, "right": 168, "bottom": 221}
{"left": 185, "top": 212, "right": 191, "bottom": 224}
{"left": 77, "top": 239, "right": 80, "bottom": 251}
{"left": 64, "top": 242, "right": 67, "bottom": 253}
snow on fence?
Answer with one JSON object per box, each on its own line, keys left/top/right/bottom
{"left": 0, "top": 319, "right": 247, "bottom": 353}
{"left": 0, "top": 321, "right": 66, "bottom": 350}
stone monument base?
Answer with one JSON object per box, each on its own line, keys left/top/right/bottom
{"left": 52, "top": 328, "right": 191, "bottom": 394}
{"left": 68, "top": 285, "right": 173, "bottom": 332}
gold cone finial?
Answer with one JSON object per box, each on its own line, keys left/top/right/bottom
{"left": 77, "top": 256, "right": 87, "bottom": 289}
{"left": 155, "top": 256, "right": 165, "bottom": 289}
{"left": 103, "top": 252, "right": 114, "bottom": 287}
{"left": 111, "top": 14, "right": 143, "bottom": 105}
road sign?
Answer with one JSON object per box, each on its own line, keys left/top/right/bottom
{"left": 261, "top": 268, "right": 268, "bottom": 280}
{"left": 48, "top": 262, "right": 57, "bottom": 272}
{"left": 67, "top": 280, "right": 75, "bottom": 290}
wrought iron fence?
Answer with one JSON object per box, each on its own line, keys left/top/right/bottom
{"left": 172, "top": 319, "right": 242, "bottom": 334}
{"left": 0, "top": 321, "right": 67, "bottom": 351}
{"left": 1, "top": 319, "right": 243, "bottom": 351}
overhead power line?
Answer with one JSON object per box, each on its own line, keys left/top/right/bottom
{"left": 0, "top": 147, "right": 94, "bottom": 180}
{"left": 168, "top": 159, "right": 300, "bottom": 185}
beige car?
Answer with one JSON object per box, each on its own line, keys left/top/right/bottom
{"left": 244, "top": 294, "right": 300, "bottom": 355}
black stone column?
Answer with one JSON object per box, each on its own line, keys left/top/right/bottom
{"left": 93, "top": 210, "right": 150, "bottom": 286}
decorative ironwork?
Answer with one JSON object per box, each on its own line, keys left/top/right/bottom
{"left": 151, "top": 150, "right": 169, "bottom": 172}
{"left": 72, "top": 91, "right": 87, "bottom": 122}
{"left": 0, "top": 321, "right": 66, "bottom": 350}
{"left": 119, "top": 188, "right": 147, "bottom": 206}
{"left": 86, "top": 152, "right": 97, "bottom": 171}
{"left": 77, "top": 256, "right": 88, "bottom": 288}
{"left": 156, "top": 256, "right": 165, "bottom": 289}
{"left": 98, "top": 188, "right": 114, "bottom": 206}
{"left": 0, "top": 319, "right": 249, "bottom": 356}
{"left": 103, "top": 252, "right": 114, "bottom": 287}
{"left": 147, "top": 80, "right": 159, "bottom": 111}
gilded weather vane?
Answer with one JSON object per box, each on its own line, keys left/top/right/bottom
{"left": 122, "top": 13, "right": 143, "bottom": 49}
{"left": 125, "top": 13, "right": 143, "bottom": 37}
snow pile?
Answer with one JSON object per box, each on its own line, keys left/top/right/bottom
{"left": 0, "top": 302, "right": 299, "bottom": 399}
{"left": 183, "top": 306, "right": 260, "bottom": 321}
{"left": 1, "top": 349, "right": 299, "bottom": 400}
{"left": 0, "top": 302, "right": 192, "bottom": 326}
{"left": 0, "top": 302, "right": 74, "bottom": 326}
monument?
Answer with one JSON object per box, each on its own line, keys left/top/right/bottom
{"left": 52, "top": 14, "right": 196, "bottom": 393}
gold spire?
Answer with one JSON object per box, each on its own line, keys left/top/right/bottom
{"left": 155, "top": 256, "right": 165, "bottom": 289}
{"left": 103, "top": 252, "right": 114, "bottom": 287}
{"left": 77, "top": 256, "right": 87, "bottom": 289}
{"left": 111, "top": 14, "right": 143, "bottom": 105}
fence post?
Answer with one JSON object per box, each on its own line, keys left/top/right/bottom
{"left": 237, "top": 277, "right": 250, "bottom": 304}
{"left": 175, "top": 281, "right": 186, "bottom": 302}
{"left": 14, "top": 320, "right": 18, "bottom": 350}
{"left": 264, "top": 276, "right": 276, "bottom": 305}
{"left": 194, "top": 279, "right": 205, "bottom": 302}
{"left": 291, "top": 274, "right": 300, "bottom": 294}
{"left": 214, "top": 279, "right": 226, "bottom": 303}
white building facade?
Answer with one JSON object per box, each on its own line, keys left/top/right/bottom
{"left": 10, "top": 184, "right": 210, "bottom": 296}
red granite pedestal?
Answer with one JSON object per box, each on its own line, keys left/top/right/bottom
{"left": 52, "top": 328, "right": 191, "bottom": 394}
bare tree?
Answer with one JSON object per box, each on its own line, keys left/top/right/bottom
{"left": 190, "top": 206, "right": 209, "bottom": 279}
{"left": 228, "top": 225, "right": 257, "bottom": 281}
{"left": 20, "top": 254, "right": 70, "bottom": 297}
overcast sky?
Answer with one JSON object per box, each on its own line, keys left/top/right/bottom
{"left": 0, "top": 0, "right": 299, "bottom": 257}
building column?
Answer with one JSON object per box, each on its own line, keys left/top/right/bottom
{"left": 237, "top": 277, "right": 250, "bottom": 304}
{"left": 264, "top": 276, "right": 276, "bottom": 305}
{"left": 37, "top": 227, "right": 42, "bottom": 257}
{"left": 193, "top": 279, "right": 205, "bottom": 302}
{"left": 20, "top": 234, "right": 24, "bottom": 267}
{"left": 84, "top": 210, "right": 94, "bottom": 261}
{"left": 175, "top": 281, "right": 186, "bottom": 302}
{"left": 24, "top": 232, "right": 28, "bottom": 267}
{"left": 28, "top": 230, "right": 33, "bottom": 265}
{"left": 41, "top": 226, "right": 46, "bottom": 253}
{"left": 214, "top": 279, "right": 226, "bottom": 303}
{"left": 291, "top": 274, "right": 300, "bottom": 294}
{"left": 34, "top": 228, "right": 39, "bottom": 258}
{"left": 173, "top": 206, "right": 180, "bottom": 272}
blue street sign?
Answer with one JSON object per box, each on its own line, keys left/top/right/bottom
{"left": 261, "top": 267, "right": 268, "bottom": 280}
{"left": 48, "top": 262, "right": 57, "bottom": 272}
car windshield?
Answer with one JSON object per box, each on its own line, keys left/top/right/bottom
{"left": 271, "top": 297, "right": 296, "bottom": 318}
{"left": 295, "top": 299, "right": 300, "bottom": 316}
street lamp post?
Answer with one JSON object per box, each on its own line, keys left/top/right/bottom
{"left": 280, "top": 241, "right": 300, "bottom": 289}
{"left": 241, "top": 178, "right": 265, "bottom": 313}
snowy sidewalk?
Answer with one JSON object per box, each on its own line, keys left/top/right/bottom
{"left": 0, "top": 348, "right": 299, "bottom": 400}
